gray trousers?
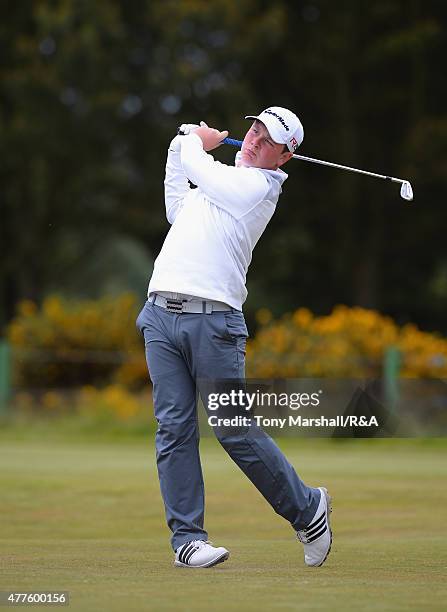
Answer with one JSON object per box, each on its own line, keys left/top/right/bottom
{"left": 136, "top": 298, "right": 320, "bottom": 551}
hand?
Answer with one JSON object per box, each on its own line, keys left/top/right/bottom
{"left": 170, "top": 124, "right": 201, "bottom": 153}
{"left": 177, "top": 123, "right": 200, "bottom": 136}
{"left": 193, "top": 121, "right": 229, "bottom": 151}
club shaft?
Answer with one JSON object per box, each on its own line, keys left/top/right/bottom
{"left": 222, "top": 137, "right": 404, "bottom": 185}
{"left": 292, "top": 154, "right": 401, "bottom": 183}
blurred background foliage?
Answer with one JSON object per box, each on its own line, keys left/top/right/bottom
{"left": 1, "top": 1, "right": 447, "bottom": 420}
{"left": 7, "top": 294, "right": 146, "bottom": 389}
{"left": 248, "top": 305, "right": 447, "bottom": 378}
{"left": 6, "top": 295, "right": 447, "bottom": 405}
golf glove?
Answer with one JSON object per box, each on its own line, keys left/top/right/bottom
{"left": 169, "top": 123, "right": 201, "bottom": 153}
{"left": 177, "top": 123, "right": 201, "bottom": 136}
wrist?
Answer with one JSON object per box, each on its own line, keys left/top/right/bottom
{"left": 168, "top": 134, "right": 183, "bottom": 153}
{"left": 187, "top": 132, "right": 205, "bottom": 147}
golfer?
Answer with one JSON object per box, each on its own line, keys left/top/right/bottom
{"left": 137, "top": 107, "right": 332, "bottom": 568}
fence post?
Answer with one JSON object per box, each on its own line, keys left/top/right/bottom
{"left": 383, "top": 345, "right": 400, "bottom": 414}
{"left": 0, "top": 339, "right": 11, "bottom": 414}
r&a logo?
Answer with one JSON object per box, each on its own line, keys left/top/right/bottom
{"left": 289, "top": 137, "right": 298, "bottom": 151}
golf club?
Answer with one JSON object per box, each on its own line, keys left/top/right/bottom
{"left": 223, "top": 137, "right": 414, "bottom": 202}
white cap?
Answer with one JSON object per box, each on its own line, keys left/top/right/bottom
{"left": 245, "top": 106, "right": 304, "bottom": 152}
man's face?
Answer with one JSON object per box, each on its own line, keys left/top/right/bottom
{"left": 240, "top": 120, "right": 292, "bottom": 170}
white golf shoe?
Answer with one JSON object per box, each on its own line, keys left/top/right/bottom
{"left": 174, "top": 540, "right": 230, "bottom": 568}
{"left": 296, "top": 487, "right": 332, "bottom": 567}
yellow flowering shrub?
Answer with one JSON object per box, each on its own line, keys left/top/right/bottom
{"left": 7, "top": 294, "right": 147, "bottom": 389}
{"left": 12, "top": 385, "right": 151, "bottom": 422}
{"left": 76, "top": 384, "right": 148, "bottom": 421}
{"left": 7, "top": 296, "right": 447, "bottom": 392}
{"left": 398, "top": 323, "right": 447, "bottom": 377}
{"left": 247, "top": 305, "right": 447, "bottom": 378}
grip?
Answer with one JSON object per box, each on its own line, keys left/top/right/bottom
{"left": 222, "top": 137, "right": 243, "bottom": 148}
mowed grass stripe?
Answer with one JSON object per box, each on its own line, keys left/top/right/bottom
{"left": 1, "top": 438, "right": 446, "bottom": 611}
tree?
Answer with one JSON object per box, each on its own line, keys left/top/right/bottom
{"left": 1, "top": 0, "right": 446, "bottom": 336}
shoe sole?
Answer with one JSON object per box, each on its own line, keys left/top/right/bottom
{"left": 174, "top": 551, "right": 230, "bottom": 568}
{"left": 314, "top": 487, "right": 332, "bottom": 568}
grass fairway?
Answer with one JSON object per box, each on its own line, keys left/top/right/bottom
{"left": 1, "top": 435, "right": 446, "bottom": 611}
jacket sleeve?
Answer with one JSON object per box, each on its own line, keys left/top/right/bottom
{"left": 179, "top": 134, "right": 269, "bottom": 220}
{"left": 164, "top": 135, "right": 192, "bottom": 224}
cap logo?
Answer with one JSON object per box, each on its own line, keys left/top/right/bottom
{"left": 264, "top": 108, "right": 289, "bottom": 131}
{"left": 289, "top": 136, "right": 298, "bottom": 150}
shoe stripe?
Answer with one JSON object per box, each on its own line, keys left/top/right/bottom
{"left": 306, "top": 514, "right": 326, "bottom": 537}
{"left": 179, "top": 543, "right": 194, "bottom": 564}
{"left": 184, "top": 546, "right": 198, "bottom": 565}
{"left": 307, "top": 524, "right": 327, "bottom": 543}
{"left": 306, "top": 511, "right": 326, "bottom": 532}
{"left": 178, "top": 544, "right": 186, "bottom": 564}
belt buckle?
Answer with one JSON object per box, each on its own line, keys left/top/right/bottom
{"left": 165, "top": 298, "right": 184, "bottom": 313}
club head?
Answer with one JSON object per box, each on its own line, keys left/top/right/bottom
{"left": 400, "top": 181, "right": 413, "bottom": 201}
